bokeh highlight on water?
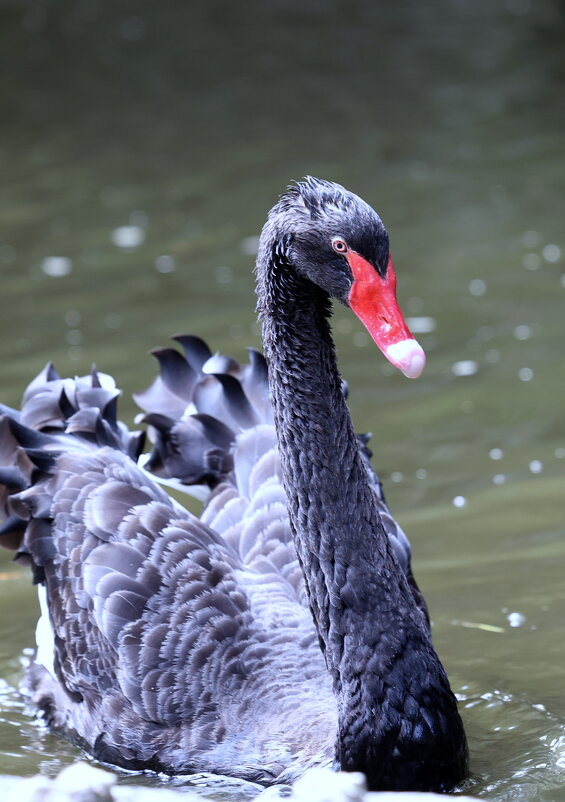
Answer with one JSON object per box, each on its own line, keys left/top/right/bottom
{"left": 1, "top": 1, "right": 564, "bottom": 799}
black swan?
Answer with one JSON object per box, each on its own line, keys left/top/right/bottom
{"left": 0, "top": 177, "right": 467, "bottom": 791}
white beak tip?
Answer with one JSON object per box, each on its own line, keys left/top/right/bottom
{"left": 384, "top": 339, "right": 426, "bottom": 379}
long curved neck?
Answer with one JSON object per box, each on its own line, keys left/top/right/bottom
{"left": 258, "top": 245, "right": 405, "bottom": 664}
{"left": 256, "top": 232, "right": 467, "bottom": 790}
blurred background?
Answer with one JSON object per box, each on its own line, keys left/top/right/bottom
{"left": 1, "top": 0, "right": 564, "bottom": 799}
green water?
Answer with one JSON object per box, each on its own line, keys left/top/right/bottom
{"left": 1, "top": 1, "right": 564, "bottom": 798}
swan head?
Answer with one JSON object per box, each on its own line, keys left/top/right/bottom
{"left": 266, "top": 177, "right": 426, "bottom": 379}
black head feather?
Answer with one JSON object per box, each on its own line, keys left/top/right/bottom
{"left": 264, "top": 177, "right": 391, "bottom": 306}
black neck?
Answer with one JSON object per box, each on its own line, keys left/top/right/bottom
{"left": 256, "top": 237, "right": 467, "bottom": 790}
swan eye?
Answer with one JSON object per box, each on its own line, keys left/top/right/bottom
{"left": 331, "top": 238, "right": 349, "bottom": 254}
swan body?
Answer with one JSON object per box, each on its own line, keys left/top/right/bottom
{"left": 0, "top": 178, "right": 467, "bottom": 791}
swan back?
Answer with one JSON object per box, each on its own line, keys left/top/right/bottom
{"left": 0, "top": 338, "right": 431, "bottom": 782}
{"left": 0, "top": 359, "right": 335, "bottom": 780}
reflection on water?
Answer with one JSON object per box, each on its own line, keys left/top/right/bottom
{"left": 1, "top": 0, "right": 564, "bottom": 799}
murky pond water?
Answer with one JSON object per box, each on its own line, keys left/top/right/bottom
{"left": 1, "top": 1, "right": 564, "bottom": 798}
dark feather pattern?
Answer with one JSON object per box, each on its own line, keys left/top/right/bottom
{"left": 0, "top": 178, "right": 466, "bottom": 791}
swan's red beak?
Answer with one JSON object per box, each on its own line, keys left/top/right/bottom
{"left": 347, "top": 252, "right": 426, "bottom": 379}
